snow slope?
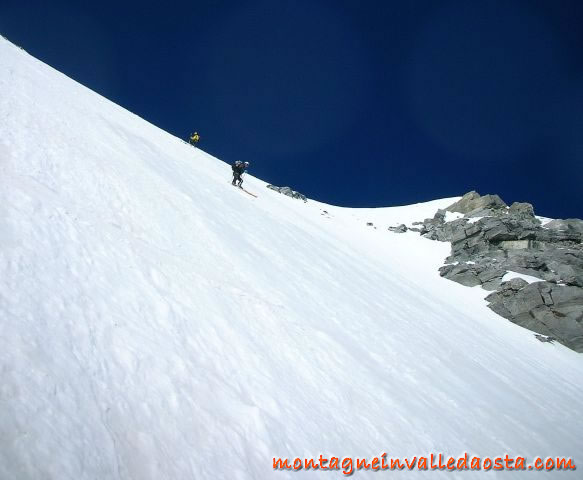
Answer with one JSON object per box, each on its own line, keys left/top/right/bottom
{"left": 1, "top": 36, "right": 582, "bottom": 479}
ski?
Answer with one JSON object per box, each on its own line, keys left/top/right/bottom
{"left": 239, "top": 186, "right": 257, "bottom": 198}
{"left": 229, "top": 182, "right": 257, "bottom": 197}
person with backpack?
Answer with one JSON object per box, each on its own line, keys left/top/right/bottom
{"left": 189, "top": 132, "right": 200, "bottom": 146}
{"left": 232, "top": 161, "right": 249, "bottom": 187}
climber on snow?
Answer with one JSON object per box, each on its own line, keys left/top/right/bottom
{"left": 189, "top": 131, "right": 200, "bottom": 146}
{"left": 232, "top": 161, "right": 249, "bottom": 187}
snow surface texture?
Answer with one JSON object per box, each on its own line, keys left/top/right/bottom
{"left": 501, "top": 271, "right": 545, "bottom": 285}
{"left": 444, "top": 211, "right": 464, "bottom": 223}
{"left": 536, "top": 216, "right": 554, "bottom": 226}
{"left": 1, "top": 36, "right": 583, "bottom": 480}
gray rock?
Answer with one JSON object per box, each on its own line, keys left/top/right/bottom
{"left": 486, "top": 281, "right": 583, "bottom": 352}
{"left": 545, "top": 219, "right": 583, "bottom": 233}
{"left": 534, "top": 334, "right": 556, "bottom": 343}
{"left": 434, "top": 209, "right": 446, "bottom": 221}
{"left": 478, "top": 268, "right": 507, "bottom": 291}
{"left": 416, "top": 190, "right": 583, "bottom": 352}
{"left": 509, "top": 202, "right": 536, "bottom": 218}
{"left": 503, "top": 277, "right": 529, "bottom": 291}
{"left": 266, "top": 184, "right": 307, "bottom": 202}
{"left": 388, "top": 224, "right": 407, "bottom": 233}
{"left": 446, "top": 191, "right": 507, "bottom": 214}
{"left": 439, "top": 263, "right": 482, "bottom": 287}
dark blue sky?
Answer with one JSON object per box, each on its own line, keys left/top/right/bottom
{"left": 1, "top": 0, "right": 581, "bottom": 217}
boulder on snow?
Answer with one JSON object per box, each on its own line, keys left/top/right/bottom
{"left": 485, "top": 281, "right": 583, "bottom": 352}
{"left": 534, "top": 334, "right": 556, "bottom": 343}
{"left": 388, "top": 224, "right": 407, "bottom": 233}
{"left": 266, "top": 184, "right": 307, "bottom": 202}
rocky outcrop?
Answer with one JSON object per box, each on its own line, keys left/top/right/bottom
{"left": 545, "top": 219, "right": 583, "bottom": 233}
{"left": 388, "top": 224, "right": 408, "bottom": 233}
{"left": 266, "top": 185, "right": 307, "bottom": 202}
{"left": 417, "top": 191, "right": 583, "bottom": 352}
{"left": 446, "top": 190, "right": 507, "bottom": 216}
{"left": 485, "top": 281, "right": 583, "bottom": 352}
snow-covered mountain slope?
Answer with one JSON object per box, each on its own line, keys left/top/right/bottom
{"left": 1, "top": 36, "right": 582, "bottom": 480}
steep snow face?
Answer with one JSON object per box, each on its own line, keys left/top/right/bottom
{"left": 1, "top": 36, "right": 582, "bottom": 480}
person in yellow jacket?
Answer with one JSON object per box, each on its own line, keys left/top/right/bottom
{"left": 189, "top": 132, "right": 200, "bottom": 146}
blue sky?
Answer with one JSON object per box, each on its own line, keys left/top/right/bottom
{"left": 1, "top": 0, "right": 581, "bottom": 217}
